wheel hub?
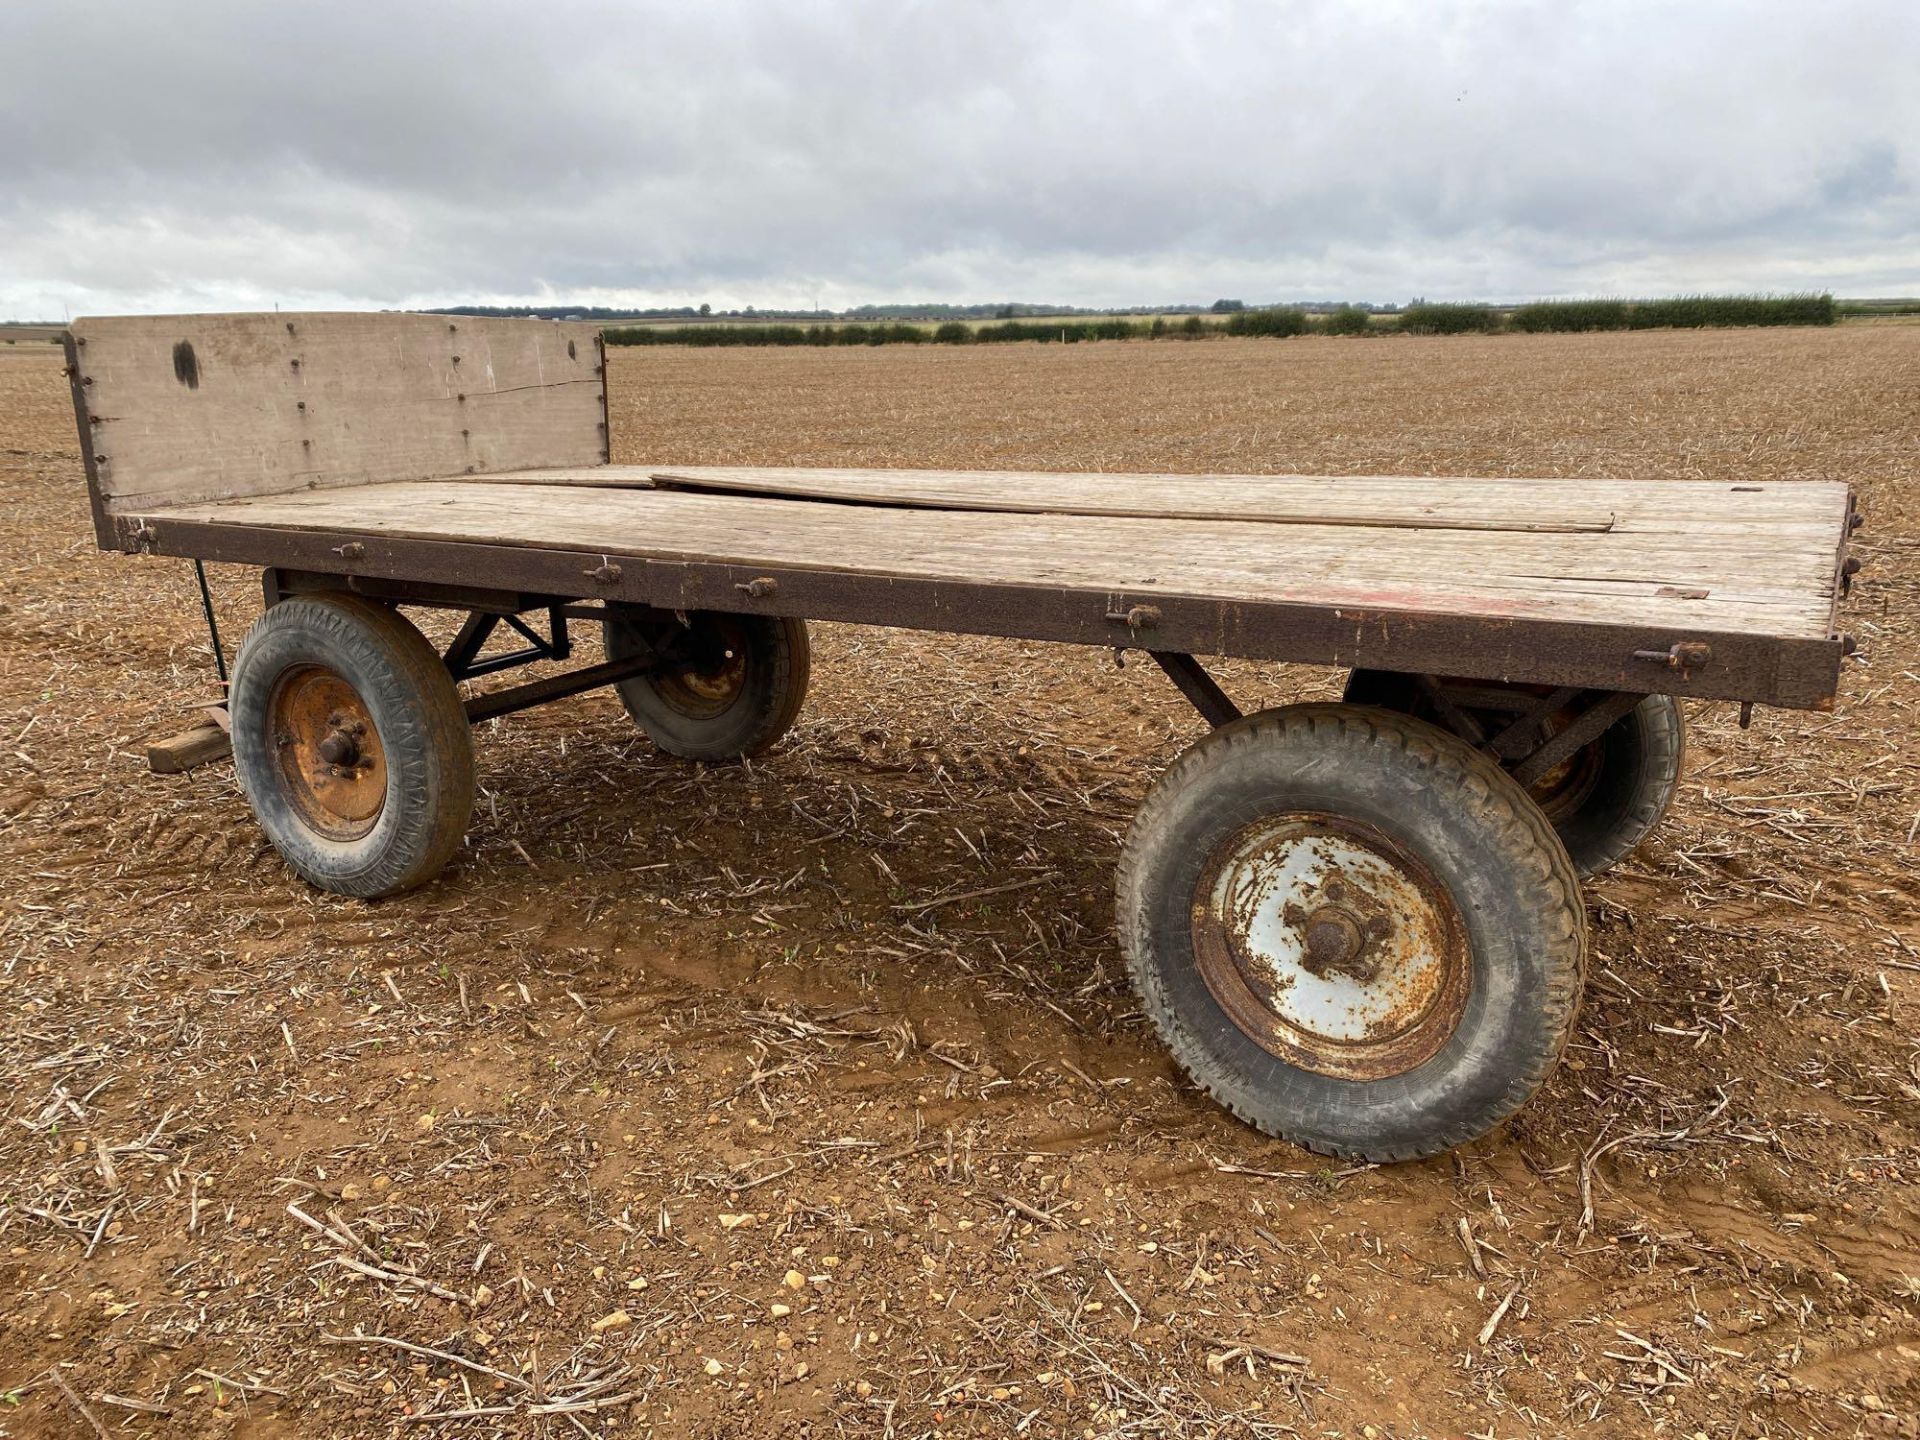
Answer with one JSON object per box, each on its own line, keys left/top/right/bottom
{"left": 316, "top": 718, "right": 364, "bottom": 767}
{"left": 1300, "top": 906, "right": 1374, "bottom": 982}
{"left": 270, "top": 667, "right": 386, "bottom": 840}
{"left": 1191, "top": 815, "right": 1470, "bottom": 1080}
{"left": 657, "top": 620, "right": 749, "bottom": 716}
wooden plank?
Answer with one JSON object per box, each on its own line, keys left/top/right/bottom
{"left": 641, "top": 467, "right": 1617, "bottom": 533}
{"left": 70, "top": 313, "right": 605, "bottom": 516}
{"left": 143, "top": 480, "right": 1844, "bottom": 639}
{"left": 147, "top": 723, "right": 231, "bottom": 775}
{"left": 481, "top": 465, "right": 1851, "bottom": 541}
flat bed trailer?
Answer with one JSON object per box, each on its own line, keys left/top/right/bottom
{"left": 66, "top": 312, "right": 1860, "bottom": 1161}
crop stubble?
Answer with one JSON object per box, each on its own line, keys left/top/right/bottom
{"left": 0, "top": 328, "right": 1916, "bottom": 1437}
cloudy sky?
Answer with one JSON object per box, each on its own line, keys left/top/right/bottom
{"left": 3, "top": 0, "right": 1916, "bottom": 319}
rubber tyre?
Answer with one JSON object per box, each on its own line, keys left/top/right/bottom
{"left": 1343, "top": 671, "right": 1684, "bottom": 878}
{"left": 1117, "top": 703, "right": 1586, "bottom": 1162}
{"left": 605, "top": 608, "right": 810, "bottom": 761}
{"left": 230, "top": 594, "right": 475, "bottom": 898}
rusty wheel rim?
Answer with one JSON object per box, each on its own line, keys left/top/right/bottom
{"left": 1190, "top": 814, "right": 1470, "bottom": 1080}
{"left": 655, "top": 618, "right": 749, "bottom": 718}
{"left": 1522, "top": 714, "right": 1605, "bottom": 822}
{"left": 269, "top": 665, "right": 387, "bottom": 841}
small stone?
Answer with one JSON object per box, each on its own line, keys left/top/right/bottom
{"left": 626, "top": 1276, "right": 649, "bottom": 1292}
{"left": 856, "top": 1380, "right": 873, "bottom": 1398}
{"left": 769, "top": 1303, "right": 792, "bottom": 1318}
{"left": 704, "top": 1358, "right": 723, "bottom": 1376}
{"left": 783, "top": 1269, "right": 807, "bottom": 1290}
{"left": 591, "top": 1309, "right": 632, "bottom": 1333}
{"left": 472, "top": 1284, "right": 494, "bottom": 1310}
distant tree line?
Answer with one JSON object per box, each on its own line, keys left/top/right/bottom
{"left": 426, "top": 300, "right": 1212, "bottom": 323}
{"left": 605, "top": 294, "right": 1835, "bottom": 348}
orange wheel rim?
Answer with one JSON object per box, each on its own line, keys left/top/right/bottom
{"left": 269, "top": 666, "right": 386, "bottom": 840}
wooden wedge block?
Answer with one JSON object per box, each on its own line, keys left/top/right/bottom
{"left": 148, "top": 724, "right": 232, "bottom": 775}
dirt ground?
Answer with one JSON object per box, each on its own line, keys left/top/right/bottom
{"left": 1, "top": 328, "right": 1916, "bottom": 1439}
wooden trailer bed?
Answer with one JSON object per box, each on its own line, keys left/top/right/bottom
{"left": 70, "top": 310, "right": 1854, "bottom": 710}
{"left": 63, "top": 310, "right": 1865, "bottom": 1162}
{"left": 142, "top": 466, "right": 1850, "bottom": 702}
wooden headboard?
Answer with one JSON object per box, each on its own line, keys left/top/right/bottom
{"left": 67, "top": 311, "right": 607, "bottom": 547}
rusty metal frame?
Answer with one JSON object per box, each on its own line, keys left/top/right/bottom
{"left": 112, "top": 514, "right": 1848, "bottom": 709}
{"left": 263, "top": 566, "right": 562, "bottom": 615}
{"left": 1482, "top": 686, "right": 1582, "bottom": 761}
{"left": 1509, "top": 690, "right": 1645, "bottom": 788}
{"left": 1152, "top": 653, "right": 1243, "bottom": 728}
{"left": 442, "top": 606, "right": 573, "bottom": 681}
{"left": 465, "top": 652, "right": 656, "bottom": 723}
{"left": 1393, "top": 678, "right": 1654, "bottom": 788}
{"left": 258, "top": 566, "right": 655, "bottom": 727}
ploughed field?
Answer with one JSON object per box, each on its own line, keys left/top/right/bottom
{"left": 0, "top": 328, "right": 1916, "bottom": 1438}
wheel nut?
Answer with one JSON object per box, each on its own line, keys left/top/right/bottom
{"left": 317, "top": 729, "right": 359, "bottom": 766}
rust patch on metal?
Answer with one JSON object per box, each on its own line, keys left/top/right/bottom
{"left": 1190, "top": 813, "right": 1470, "bottom": 1081}
{"left": 1407, "top": 678, "right": 1608, "bottom": 822}
{"left": 651, "top": 614, "right": 752, "bottom": 718}
{"left": 269, "top": 665, "right": 386, "bottom": 841}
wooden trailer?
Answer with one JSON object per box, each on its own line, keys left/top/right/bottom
{"left": 64, "top": 312, "right": 1860, "bottom": 1161}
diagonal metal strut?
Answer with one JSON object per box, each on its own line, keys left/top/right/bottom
{"left": 1152, "top": 652, "right": 1242, "bottom": 729}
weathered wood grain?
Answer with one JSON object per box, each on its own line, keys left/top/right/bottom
{"left": 482, "top": 464, "right": 1850, "bottom": 540}
{"left": 149, "top": 478, "right": 1846, "bottom": 639}
{"left": 146, "top": 723, "right": 231, "bottom": 775}
{"left": 72, "top": 312, "right": 605, "bottom": 514}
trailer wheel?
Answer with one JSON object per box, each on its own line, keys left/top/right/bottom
{"left": 1117, "top": 704, "right": 1585, "bottom": 1162}
{"left": 605, "top": 608, "right": 810, "bottom": 761}
{"left": 230, "top": 594, "right": 474, "bottom": 898}
{"left": 1343, "top": 671, "right": 1684, "bottom": 877}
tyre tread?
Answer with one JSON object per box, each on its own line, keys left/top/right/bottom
{"left": 1343, "top": 671, "right": 1684, "bottom": 877}
{"left": 1116, "top": 703, "right": 1586, "bottom": 1161}
{"left": 232, "top": 594, "right": 473, "bottom": 898}
{"left": 607, "top": 610, "right": 810, "bottom": 761}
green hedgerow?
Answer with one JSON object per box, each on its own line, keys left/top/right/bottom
{"left": 1396, "top": 303, "right": 1501, "bottom": 335}
{"left": 1318, "top": 306, "right": 1374, "bottom": 336}
{"left": 1224, "top": 306, "right": 1309, "bottom": 338}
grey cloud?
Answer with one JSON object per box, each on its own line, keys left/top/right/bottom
{"left": 2, "top": 0, "right": 1916, "bottom": 317}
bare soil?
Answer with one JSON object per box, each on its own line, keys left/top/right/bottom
{"left": 1, "top": 329, "right": 1917, "bottom": 1438}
